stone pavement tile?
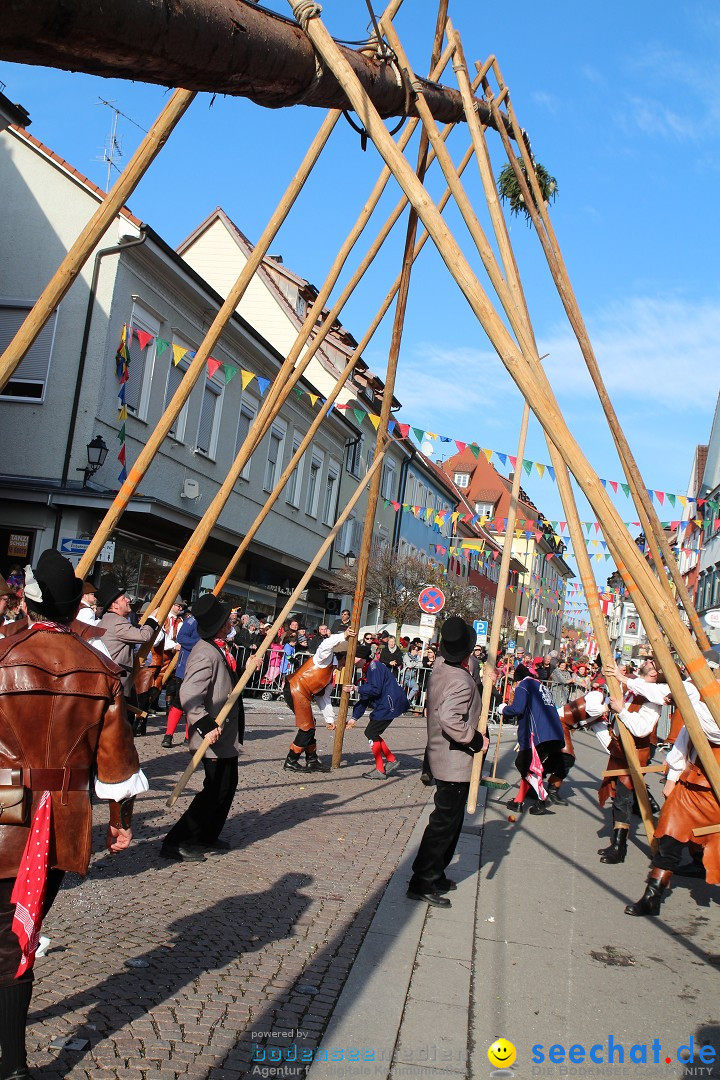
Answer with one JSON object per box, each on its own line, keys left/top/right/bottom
{"left": 393, "top": 999, "right": 468, "bottom": 1075}
{"left": 407, "top": 954, "right": 472, "bottom": 1009}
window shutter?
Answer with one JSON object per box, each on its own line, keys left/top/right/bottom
{"left": 0, "top": 305, "right": 57, "bottom": 390}
{"left": 196, "top": 386, "right": 216, "bottom": 453}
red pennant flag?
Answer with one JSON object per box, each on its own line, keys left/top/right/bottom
{"left": 207, "top": 357, "right": 223, "bottom": 379}
{"left": 396, "top": 423, "right": 411, "bottom": 439}
{"left": 609, "top": 480, "right": 618, "bottom": 494}
{"left": 135, "top": 329, "right": 154, "bottom": 351}
{"left": 117, "top": 445, "right": 126, "bottom": 465}
{"left": 455, "top": 441, "right": 467, "bottom": 453}
{"left": 655, "top": 491, "right": 665, "bottom": 505}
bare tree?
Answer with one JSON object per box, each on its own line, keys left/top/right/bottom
{"left": 330, "top": 545, "right": 483, "bottom": 631}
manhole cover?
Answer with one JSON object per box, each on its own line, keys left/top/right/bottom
{"left": 590, "top": 946, "right": 635, "bottom": 967}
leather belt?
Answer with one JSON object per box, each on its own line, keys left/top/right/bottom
{"left": 0, "top": 767, "right": 90, "bottom": 794}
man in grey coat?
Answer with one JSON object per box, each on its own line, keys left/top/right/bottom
{"left": 408, "top": 617, "right": 489, "bottom": 908}
{"left": 96, "top": 575, "right": 160, "bottom": 699}
{"left": 161, "top": 594, "right": 245, "bottom": 863}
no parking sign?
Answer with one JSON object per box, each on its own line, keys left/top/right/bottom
{"left": 418, "top": 586, "right": 445, "bottom": 614}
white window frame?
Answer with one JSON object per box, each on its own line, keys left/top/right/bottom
{"left": 346, "top": 435, "right": 363, "bottom": 478}
{"left": 195, "top": 372, "right": 224, "bottom": 459}
{"left": 305, "top": 449, "right": 324, "bottom": 518}
{"left": 0, "top": 300, "right": 58, "bottom": 403}
{"left": 126, "top": 302, "right": 159, "bottom": 421}
{"left": 235, "top": 394, "right": 258, "bottom": 481}
{"left": 322, "top": 460, "right": 341, "bottom": 526}
{"left": 164, "top": 334, "right": 193, "bottom": 442}
{"left": 381, "top": 459, "right": 397, "bottom": 501}
{"left": 454, "top": 472, "right": 470, "bottom": 489}
{"left": 264, "top": 418, "right": 287, "bottom": 493}
{"left": 285, "top": 431, "right": 305, "bottom": 507}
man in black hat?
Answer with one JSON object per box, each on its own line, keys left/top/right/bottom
{"left": 0, "top": 550, "right": 145, "bottom": 1076}
{"left": 407, "top": 617, "right": 489, "bottom": 908}
{"left": 161, "top": 594, "right": 247, "bottom": 862}
{"left": 96, "top": 575, "right": 161, "bottom": 704}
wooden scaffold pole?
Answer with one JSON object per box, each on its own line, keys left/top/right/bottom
{"left": 76, "top": 107, "right": 341, "bottom": 580}
{"left": 446, "top": 25, "right": 655, "bottom": 836}
{"left": 330, "top": 0, "right": 451, "bottom": 769}
{"left": 287, "top": 1, "right": 720, "bottom": 804}
{"left": 0, "top": 88, "right": 195, "bottom": 392}
{"left": 167, "top": 451, "right": 386, "bottom": 807}
{"left": 480, "top": 58, "right": 710, "bottom": 651}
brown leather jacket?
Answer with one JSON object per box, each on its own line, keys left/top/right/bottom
{"left": 0, "top": 625, "right": 140, "bottom": 877}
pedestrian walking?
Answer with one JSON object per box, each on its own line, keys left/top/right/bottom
{"left": 0, "top": 550, "right": 146, "bottom": 1077}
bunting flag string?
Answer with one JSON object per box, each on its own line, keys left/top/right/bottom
{"left": 115, "top": 326, "right": 129, "bottom": 484}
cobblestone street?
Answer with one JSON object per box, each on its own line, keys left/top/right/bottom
{"left": 28, "top": 702, "right": 431, "bottom": 1078}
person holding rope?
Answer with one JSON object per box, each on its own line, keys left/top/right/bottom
{"left": 282, "top": 626, "right": 354, "bottom": 773}
{"left": 0, "top": 550, "right": 146, "bottom": 1078}
{"left": 625, "top": 648, "right": 720, "bottom": 917}
{"left": 597, "top": 657, "right": 669, "bottom": 865}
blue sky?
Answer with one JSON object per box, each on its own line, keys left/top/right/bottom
{"left": 3, "top": 1, "right": 719, "bottom": 595}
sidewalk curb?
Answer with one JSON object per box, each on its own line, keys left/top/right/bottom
{"left": 306, "top": 784, "right": 486, "bottom": 1080}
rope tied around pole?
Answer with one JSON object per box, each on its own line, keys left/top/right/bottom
{"left": 291, "top": 0, "right": 322, "bottom": 32}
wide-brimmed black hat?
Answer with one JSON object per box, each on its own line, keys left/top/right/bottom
{"left": 193, "top": 593, "right": 231, "bottom": 639}
{"left": 439, "top": 616, "right": 476, "bottom": 663}
{"left": 26, "top": 550, "right": 83, "bottom": 618}
{"left": 96, "top": 574, "right": 125, "bottom": 612}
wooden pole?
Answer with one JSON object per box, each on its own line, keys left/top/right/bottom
{"left": 330, "top": 0, "right": 450, "bottom": 769}
{"left": 481, "top": 60, "right": 710, "bottom": 651}
{"left": 448, "top": 25, "right": 655, "bottom": 835}
{"left": 291, "top": 5, "right": 720, "bottom": 798}
{"left": 467, "top": 404, "right": 530, "bottom": 812}
{"left": 128, "top": 28, "right": 465, "bottom": 611}
{"left": 0, "top": 88, "right": 195, "bottom": 392}
{"left": 166, "top": 451, "right": 385, "bottom": 806}
{"left": 75, "top": 108, "right": 341, "bottom": 579}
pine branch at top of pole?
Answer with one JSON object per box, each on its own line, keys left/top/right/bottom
{"left": 167, "top": 451, "right": 386, "bottom": 807}
{"left": 330, "top": 3, "right": 451, "bottom": 769}
{"left": 0, "top": 88, "right": 195, "bottom": 394}
{"left": 481, "top": 62, "right": 709, "bottom": 652}
{"left": 76, "top": 108, "right": 341, "bottom": 580}
{"left": 292, "top": 6, "right": 720, "bottom": 758}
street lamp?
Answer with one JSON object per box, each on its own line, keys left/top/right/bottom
{"left": 78, "top": 435, "right": 108, "bottom": 487}
{"left": 331, "top": 550, "right": 356, "bottom": 572}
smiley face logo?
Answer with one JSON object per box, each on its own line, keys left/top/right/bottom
{"left": 488, "top": 1038, "right": 517, "bottom": 1070}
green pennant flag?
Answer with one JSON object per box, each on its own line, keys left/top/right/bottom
{"left": 667, "top": 493, "right": 676, "bottom": 507}
{"left": 353, "top": 408, "right": 366, "bottom": 425}
{"left": 523, "top": 459, "right": 533, "bottom": 475}
{"left": 156, "top": 338, "right": 170, "bottom": 358}
{"left": 223, "top": 364, "right": 238, "bottom": 384}
{"left": 621, "top": 483, "right": 630, "bottom": 498}
{"left": 293, "top": 387, "right": 304, "bottom": 399}
{"left": 585, "top": 522, "right": 592, "bottom": 534}
{"left": 469, "top": 444, "right": 480, "bottom": 459}
{"left": 412, "top": 426, "right": 426, "bottom": 443}
{"left": 117, "top": 423, "right": 125, "bottom": 442}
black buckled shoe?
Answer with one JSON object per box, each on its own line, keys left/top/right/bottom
{"left": 406, "top": 886, "right": 451, "bottom": 907}
{"left": 598, "top": 828, "right": 628, "bottom": 864}
{"left": 160, "top": 843, "right": 206, "bottom": 863}
{"left": 283, "top": 754, "right": 306, "bottom": 772}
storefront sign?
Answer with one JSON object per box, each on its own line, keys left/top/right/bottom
{"left": 7, "top": 533, "right": 30, "bottom": 558}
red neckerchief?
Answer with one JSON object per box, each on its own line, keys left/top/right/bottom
{"left": 213, "top": 637, "right": 236, "bottom": 673}
{"left": 31, "top": 621, "right": 71, "bottom": 633}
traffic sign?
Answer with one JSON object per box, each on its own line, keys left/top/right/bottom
{"left": 514, "top": 615, "right": 528, "bottom": 632}
{"left": 419, "top": 613, "right": 437, "bottom": 629}
{"left": 473, "top": 619, "right": 488, "bottom": 645}
{"left": 60, "top": 537, "right": 90, "bottom": 556}
{"left": 418, "top": 587, "right": 445, "bottom": 614}
{"left": 507, "top": 639, "right": 516, "bottom": 653}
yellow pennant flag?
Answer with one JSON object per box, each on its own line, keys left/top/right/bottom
{"left": 117, "top": 405, "right": 127, "bottom": 420}
{"left": 241, "top": 370, "right": 255, "bottom": 390}
{"left": 368, "top": 414, "right": 381, "bottom": 429}
{"left": 536, "top": 463, "right": 546, "bottom": 479}
{"left": 482, "top": 447, "right": 493, "bottom": 462}
{"left": 172, "top": 344, "right": 187, "bottom": 367}
{"left": 308, "top": 394, "right": 319, "bottom": 407}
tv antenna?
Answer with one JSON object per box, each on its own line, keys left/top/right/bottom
{"left": 96, "top": 98, "right": 147, "bottom": 191}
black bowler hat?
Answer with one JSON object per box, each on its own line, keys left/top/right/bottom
{"left": 192, "top": 594, "right": 231, "bottom": 639}
{"left": 439, "top": 616, "right": 476, "bottom": 664}
{"left": 96, "top": 574, "right": 125, "bottom": 612}
{"left": 26, "top": 550, "right": 83, "bottom": 618}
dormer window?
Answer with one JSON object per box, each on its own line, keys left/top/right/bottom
{"left": 454, "top": 472, "right": 470, "bottom": 489}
